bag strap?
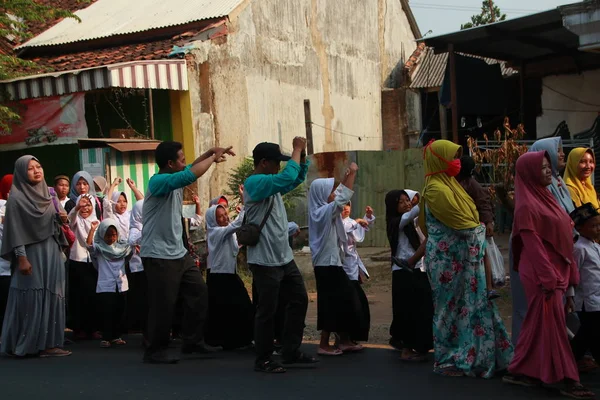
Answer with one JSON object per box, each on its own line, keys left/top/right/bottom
{"left": 258, "top": 196, "right": 274, "bottom": 231}
{"left": 48, "top": 187, "right": 60, "bottom": 213}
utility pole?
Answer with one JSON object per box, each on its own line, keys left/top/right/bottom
{"left": 303, "top": 99, "right": 314, "bottom": 155}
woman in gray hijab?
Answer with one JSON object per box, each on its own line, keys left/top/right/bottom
{"left": 0, "top": 156, "right": 71, "bottom": 357}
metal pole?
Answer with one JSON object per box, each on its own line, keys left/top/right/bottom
{"left": 148, "top": 89, "right": 155, "bottom": 140}
{"left": 304, "top": 99, "right": 314, "bottom": 155}
{"left": 449, "top": 44, "right": 459, "bottom": 144}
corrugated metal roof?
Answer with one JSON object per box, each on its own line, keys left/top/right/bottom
{"left": 18, "top": 0, "right": 244, "bottom": 49}
{"left": 410, "top": 47, "right": 517, "bottom": 89}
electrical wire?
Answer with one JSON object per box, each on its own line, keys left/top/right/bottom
{"left": 542, "top": 84, "right": 600, "bottom": 108}
{"left": 310, "top": 121, "right": 381, "bottom": 140}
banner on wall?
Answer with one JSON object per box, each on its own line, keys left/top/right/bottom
{"left": 0, "top": 93, "right": 88, "bottom": 151}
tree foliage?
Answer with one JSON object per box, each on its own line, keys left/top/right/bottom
{"left": 461, "top": 1, "right": 506, "bottom": 30}
{"left": 0, "top": 0, "right": 85, "bottom": 131}
{"left": 226, "top": 157, "right": 306, "bottom": 215}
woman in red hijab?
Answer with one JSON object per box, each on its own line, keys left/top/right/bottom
{"left": 0, "top": 174, "right": 13, "bottom": 200}
{"left": 504, "top": 151, "right": 593, "bottom": 399}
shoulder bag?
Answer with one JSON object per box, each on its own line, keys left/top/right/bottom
{"left": 236, "top": 197, "right": 274, "bottom": 247}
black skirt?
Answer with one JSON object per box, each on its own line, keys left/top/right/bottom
{"left": 349, "top": 280, "right": 370, "bottom": 342}
{"left": 390, "top": 269, "right": 433, "bottom": 354}
{"left": 205, "top": 272, "right": 254, "bottom": 350}
{"left": 314, "top": 266, "right": 362, "bottom": 334}
{"left": 0, "top": 275, "right": 10, "bottom": 336}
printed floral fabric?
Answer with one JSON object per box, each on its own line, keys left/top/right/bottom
{"left": 425, "top": 207, "right": 513, "bottom": 378}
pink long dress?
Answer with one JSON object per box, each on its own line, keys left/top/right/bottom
{"left": 509, "top": 151, "right": 580, "bottom": 384}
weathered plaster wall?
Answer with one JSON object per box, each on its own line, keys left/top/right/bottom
{"left": 536, "top": 70, "right": 600, "bottom": 138}
{"left": 189, "top": 0, "right": 417, "bottom": 202}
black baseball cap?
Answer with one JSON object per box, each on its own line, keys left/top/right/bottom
{"left": 252, "top": 142, "right": 291, "bottom": 162}
{"left": 570, "top": 203, "right": 600, "bottom": 227}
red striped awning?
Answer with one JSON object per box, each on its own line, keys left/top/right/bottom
{"left": 0, "top": 59, "right": 188, "bottom": 101}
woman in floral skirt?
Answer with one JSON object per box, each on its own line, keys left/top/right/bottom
{"left": 419, "top": 140, "right": 513, "bottom": 378}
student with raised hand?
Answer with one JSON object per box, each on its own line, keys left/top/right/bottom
{"left": 244, "top": 138, "right": 315, "bottom": 373}
{"left": 141, "top": 141, "right": 235, "bottom": 364}
{"left": 103, "top": 177, "right": 144, "bottom": 240}
{"left": 309, "top": 162, "right": 363, "bottom": 356}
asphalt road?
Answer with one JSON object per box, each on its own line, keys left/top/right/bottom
{"left": 2, "top": 336, "right": 599, "bottom": 400}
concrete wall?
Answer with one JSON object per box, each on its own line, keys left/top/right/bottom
{"left": 536, "top": 70, "right": 600, "bottom": 138}
{"left": 186, "top": 0, "right": 418, "bottom": 204}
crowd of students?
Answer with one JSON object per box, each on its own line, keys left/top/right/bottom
{"left": 0, "top": 135, "right": 599, "bottom": 398}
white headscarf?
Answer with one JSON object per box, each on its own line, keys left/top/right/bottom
{"left": 72, "top": 194, "right": 99, "bottom": 249}
{"left": 205, "top": 205, "right": 239, "bottom": 270}
{"left": 111, "top": 191, "right": 131, "bottom": 240}
{"left": 308, "top": 178, "right": 347, "bottom": 261}
{"left": 93, "top": 218, "right": 131, "bottom": 260}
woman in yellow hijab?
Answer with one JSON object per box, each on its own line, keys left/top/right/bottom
{"left": 420, "top": 140, "right": 513, "bottom": 379}
{"left": 563, "top": 148, "right": 599, "bottom": 208}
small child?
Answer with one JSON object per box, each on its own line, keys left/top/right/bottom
{"left": 190, "top": 195, "right": 204, "bottom": 227}
{"left": 570, "top": 203, "right": 600, "bottom": 372}
{"left": 87, "top": 218, "right": 133, "bottom": 348}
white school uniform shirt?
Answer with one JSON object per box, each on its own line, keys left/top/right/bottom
{"left": 308, "top": 182, "right": 354, "bottom": 267}
{"left": 393, "top": 205, "right": 424, "bottom": 272}
{"left": 89, "top": 243, "right": 129, "bottom": 293}
{"left": 128, "top": 227, "right": 144, "bottom": 273}
{"left": 190, "top": 214, "right": 204, "bottom": 227}
{"left": 68, "top": 201, "right": 98, "bottom": 263}
{"left": 342, "top": 214, "right": 375, "bottom": 281}
{"left": 573, "top": 236, "right": 600, "bottom": 312}
{"left": 206, "top": 208, "right": 245, "bottom": 274}
{"left": 0, "top": 200, "right": 10, "bottom": 276}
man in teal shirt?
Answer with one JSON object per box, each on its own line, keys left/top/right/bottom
{"left": 244, "top": 138, "right": 317, "bottom": 373}
{"left": 141, "top": 141, "right": 234, "bottom": 364}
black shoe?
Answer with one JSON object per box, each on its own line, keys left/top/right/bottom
{"left": 389, "top": 338, "right": 404, "bottom": 351}
{"left": 143, "top": 349, "right": 180, "bottom": 364}
{"left": 181, "top": 342, "right": 221, "bottom": 354}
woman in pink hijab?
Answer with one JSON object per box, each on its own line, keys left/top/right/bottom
{"left": 504, "top": 151, "right": 593, "bottom": 399}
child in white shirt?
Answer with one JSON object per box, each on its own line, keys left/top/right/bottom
{"left": 570, "top": 203, "right": 600, "bottom": 371}
{"left": 87, "top": 218, "right": 132, "bottom": 348}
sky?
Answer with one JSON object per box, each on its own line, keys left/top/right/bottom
{"left": 411, "top": 0, "right": 581, "bottom": 37}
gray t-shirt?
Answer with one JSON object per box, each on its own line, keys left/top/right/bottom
{"left": 140, "top": 166, "right": 197, "bottom": 260}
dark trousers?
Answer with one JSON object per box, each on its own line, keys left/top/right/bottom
{"left": 571, "top": 307, "right": 600, "bottom": 362}
{"left": 126, "top": 271, "right": 148, "bottom": 337}
{"left": 0, "top": 275, "right": 10, "bottom": 335}
{"left": 69, "top": 261, "right": 99, "bottom": 335}
{"left": 250, "top": 260, "right": 308, "bottom": 363}
{"left": 143, "top": 255, "right": 208, "bottom": 354}
{"left": 98, "top": 290, "right": 127, "bottom": 341}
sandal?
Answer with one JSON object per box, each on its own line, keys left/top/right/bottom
{"left": 560, "top": 383, "right": 595, "bottom": 399}
{"left": 282, "top": 352, "right": 319, "bottom": 365}
{"left": 433, "top": 366, "right": 464, "bottom": 377}
{"left": 502, "top": 374, "right": 542, "bottom": 387}
{"left": 40, "top": 348, "right": 72, "bottom": 358}
{"left": 100, "top": 340, "right": 111, "bottom": 348}
{"left": 254, "top": 360, "right": 287, "bottom": 373}
{"left": 318, "top": 348, "right": 343, "bottom": 356}
{"left": 111, "top": 338, "right": 126, "bottom": 346}
{"left": 338, "top": 343, "right": 364, "bottom": 353}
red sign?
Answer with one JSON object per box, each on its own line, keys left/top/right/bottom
{"left": 0, "top": 94, "right": 88, "bottom": 151}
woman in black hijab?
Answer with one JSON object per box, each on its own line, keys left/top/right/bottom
{"left": 1, "top": 156, "right": 71, "bottom": 357}
{"left": 385, "top": 189, "right": 433, "bottom": 362}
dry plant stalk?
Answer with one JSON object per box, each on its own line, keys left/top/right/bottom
{"left": 467, "top": 117, "right": 529, "bottom": 198}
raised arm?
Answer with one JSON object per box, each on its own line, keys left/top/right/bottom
{"left": 87, "top": 221, "right": 99, "bottom": 246}
{"left": 126, "top": 178, "right": 145, "bottom": 201}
